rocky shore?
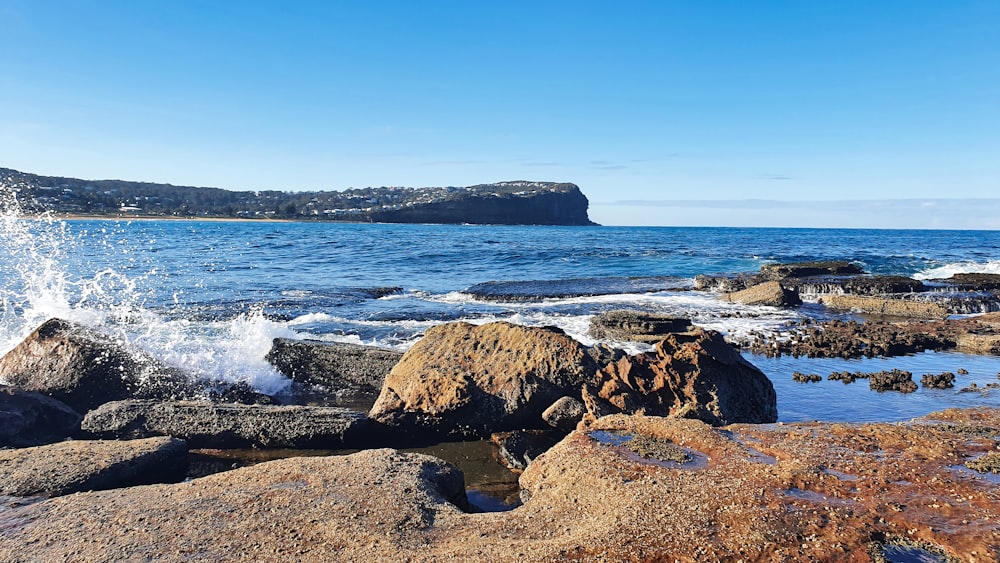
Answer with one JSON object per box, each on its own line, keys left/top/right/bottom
{"left": 1, "top": 260, "right": 999, "bottom": 561}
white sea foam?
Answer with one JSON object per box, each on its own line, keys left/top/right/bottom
{"left": 914, "top": 260, "right": 1000, "bottom": 280}
{"left": 0, "top": 189, "right": 296, "bottom": 393}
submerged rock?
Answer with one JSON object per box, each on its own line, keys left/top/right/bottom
{"left": 0, "top": 318, "right": 196, "bottom": 412}
{"left": 266, "top": 338, "right": 402, "bottom": 396}
{"left": 490, "top": 430, "right": 559, "bottom": 471}
{"left": 0, "top": 385, "right": 81, "bottom": 447}
{"left": 587, "top": 328, "right": 777, "bottom": 425}
{"left": 81, "top": 400, "right": 372, "bottom": 449}
{"left": 0, "top": 437, "right": 187, "bottom": 497}
{"left": 368, "top": 321, "right": 598, "bottom": 438}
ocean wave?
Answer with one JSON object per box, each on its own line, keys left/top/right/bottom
{"left": 913, "top": 260, "right": 1000, "bottom": 280}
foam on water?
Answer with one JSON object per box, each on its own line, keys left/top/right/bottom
{"left": 914, "top": 260, "right": 1000, "bottom": 280}
{"left": 0, "top": 186, "right": 296, "bottom": 393}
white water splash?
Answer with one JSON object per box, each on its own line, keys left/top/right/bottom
{"left": 0, "top": 183, "right": 295, "bottom": 393}
{"left": 914, "top": 260, "right": 1000, "bottom": 280}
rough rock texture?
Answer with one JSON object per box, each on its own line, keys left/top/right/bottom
{"left": 0, "top": 386, "right": 81, "bottom": 447}
{"left": 587, "top": 329, "right": 777, "bottom": 425}
{"left": 724, "top": 281, "right": 801, "bottom": 307}
{"left": 541, "top": 396, "right": 586, "bottom": 432}
{"left": 935, "top": 273, "right": 1000, "bottom": 290}
{"left": 746, "top": 314, "right": 1000, "bottom": 359}
{"left": 760, "top": 260, "right": 864, "bottom": 279}
{"left": 266, "top": 338, "right": 402, "bottom": 394}
{"left": 3, "top": 410, "right": 998, "bottom": 561}
{"left": 81, "top": 400, "right": 372, "bottom": 449}
{"left": 369, "top": 322, "right": 598, "bottom": 438}
{"left": 588, "top": 310, "right": 693, "bottom": 343}
{"left": 0, "top": 318, "right": 195, "bottom": 412}
{"left": 696, "top": 261, "right": 865, "bottom": 292}
{"left": 820, "top": 294, "right": 949, "bottom": 319}
{"left": 0, "top": 437, "right": 187, "bottom": 498}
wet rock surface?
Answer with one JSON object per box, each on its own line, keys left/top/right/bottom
{"left": 868, "top": 369, "right": 918, "bottom": 393}
{"left": 587, "top": 328, "right": 778, "bottom": 425}
{"left": 369, "top": 321, "right": 598, "bottom": 438}
{"left": 0, "top": 386, "right": 81, "bottom": 447}
{"left": 0, "top": 437, "right": 187, "bottom": 498}
{"left": 4, "top": 409, "right": 999, "bottom": 561}
{"left": 587, "top": 309, "right": 693, "bottom": 342}
{"left": 0, "top": 319, "right": 197, "bottom": 412}
{"left": 820, "top": 294, "right": 949, "bottom": 319}
{"left": 746, "top": 314, "right": 1000, "bottom": 359}
{"left": 490, "top": 430, "right": 559, "bottom": 471}
{"left": 266, "top": 338, "right": 402, "bottom": 396}
{"left": 81, "top": 400, "right": 373, "bottom": 449}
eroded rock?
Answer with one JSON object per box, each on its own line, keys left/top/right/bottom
{"left": 588, "top": 310, "right": 693, "bottom": 343}
{"left": 587, "top": 328, "right": 777, "bottom": 425}
{"left": 725, "top": 281, "right": 801, "bottom": 307}
{"left": 369, "top": 322, "right": 598, "bottom": 438}
{"left": 81, "top": 400, "right": 372, "bottom": 449}
{"left": 0, "top": 437, "right": 187, "bottom": 497}
{"left": 820, "top": 294, "right": 949, "bottom": 319}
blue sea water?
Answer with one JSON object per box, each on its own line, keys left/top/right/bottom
{"left": 2, "top": 210, "right": 1000, "bottom": 422}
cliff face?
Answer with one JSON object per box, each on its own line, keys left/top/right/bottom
{"left": 367, "top": 184, "right": 596, "bottom": 226}
{"left": 0, "top": 168, "right": 597, "bottom": 226}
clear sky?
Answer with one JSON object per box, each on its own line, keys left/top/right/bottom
{"left": 2, "top": 1, "right": 998, "bottom": 228}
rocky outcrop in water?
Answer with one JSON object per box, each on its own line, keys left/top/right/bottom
{"left": 81, "top": 400, "right": 373, "bottom": 449}
{"left": 266, "top": 338, "right": 402, "bottom": 397}
{"left": 585, "top": 329, "right": 778, "bottom": 425}
{"left": 820, "top": 294, "right": 949, "bottom": 319}
{"left": 0, "top": 437, "right": 187, "bottom": 498}
{"left": 0, "top": 386, "right": 81, "bottom": 447}
{"left": 588, "top": 310, "right": 693, "bottom": 342}
{"left": 369, "top": 322, "right": 598, "bottom": 438}
{"left": 0, "top": 319, "right": 196, "bottom": 412}
{"left": 724, "top": 281, "right": 801, "bottom": 307}
{"left": 3, "top": 409, "right": 998, "bottom": 561}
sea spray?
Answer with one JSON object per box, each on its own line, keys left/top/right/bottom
{"left": 0, "top": 181, "right": 296, "bottom": 393}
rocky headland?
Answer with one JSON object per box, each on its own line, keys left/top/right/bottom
{"left": 2, "top": 261, "right": 1000, "bottom": 560}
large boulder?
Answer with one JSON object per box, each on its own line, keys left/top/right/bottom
{"left": 0, "top": 318, "right": 195, "bottom": 412}
{"left": 265, "top": 338, "right": 402, "bottom": 396}
{"left": 368, "top": 321, "right": 598, "bottom": 438}
{"left": 0, "top": 386, "right": 81, "bottom": 447}
{"left": 81, "top": 400, "right": 373, "bottom": 449}
{"left": 0, "top": 437, "right": 187, "bottom": 497}
{"left": 586, "top": 328, "right": 777, "bottom": 425}
{"left": 724, "top": 281, "right": 801, "bottom": 307}
{"left": 588, "top": 310, "right": 693, "bottom": 343}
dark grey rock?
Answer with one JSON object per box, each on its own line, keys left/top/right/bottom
{"left": 81, "top": 400, "right": 373, "bottom": 449}
{"left": 266, "top": 338, "right": 402, "bottom": 396}
{"left": 541, "top": 396, "right": 586, "bottom": 432}
{"left": 0, "top": 437, "right": 188, "bottom": 497}
{"left": 589, "top": 310, "right": 693, "bottom": 343}
{"left": 490, "top": 430, "right": 559, "bottom": 471}
{"left": 0, "top": 386, "right": 82, "bottom": 447}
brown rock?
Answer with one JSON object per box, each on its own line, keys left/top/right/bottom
{"left": 725, "top": 281, "right": 801, "bottom": 307}
{"left": 81, "top": 400, "right": 372, "bottom": 449}
{"left": 588, "top": 310, "right": 693, "bottom": 343}
{"left": 0, "top": 437, "right": 187, "bottom": 498}
{"left": 541, "top": 396, "right": 586, "bottom": 432}
{"left": 955, "top": 333, "right": 1000, "bottom": 355}
{"left": 588, "top": 329, "right": 777, "bottom": 425}
{"left": 368, "top": 321, "right": 597, "bottom": 438}
{"left": 0, "top": 318, "right": 195, "bottom": 412}
{"left": 3, "top": 410, "right": 998, "bottom": 561}
{"left": 820, "top": 295, "right": 948, "bottom": 319}
{"left": 0, "top": 385, "right": 81, "bottom": 447}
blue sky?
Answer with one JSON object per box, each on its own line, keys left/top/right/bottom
{"left": 1, "top": 1, "right": 998, "bottom": 228}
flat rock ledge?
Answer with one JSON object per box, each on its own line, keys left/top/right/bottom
{"left": 81, "top": 400, "right": 373, "bottom": 449}
{"left": 0, "top": 437, "right": 187, "bottom": 498}
{"left": 2, "top": 409, "right": 998, "bottom": 561}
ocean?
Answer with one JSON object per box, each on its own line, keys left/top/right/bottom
{"left": 3, "top": 208, "right": 1000, "bottom": 423}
